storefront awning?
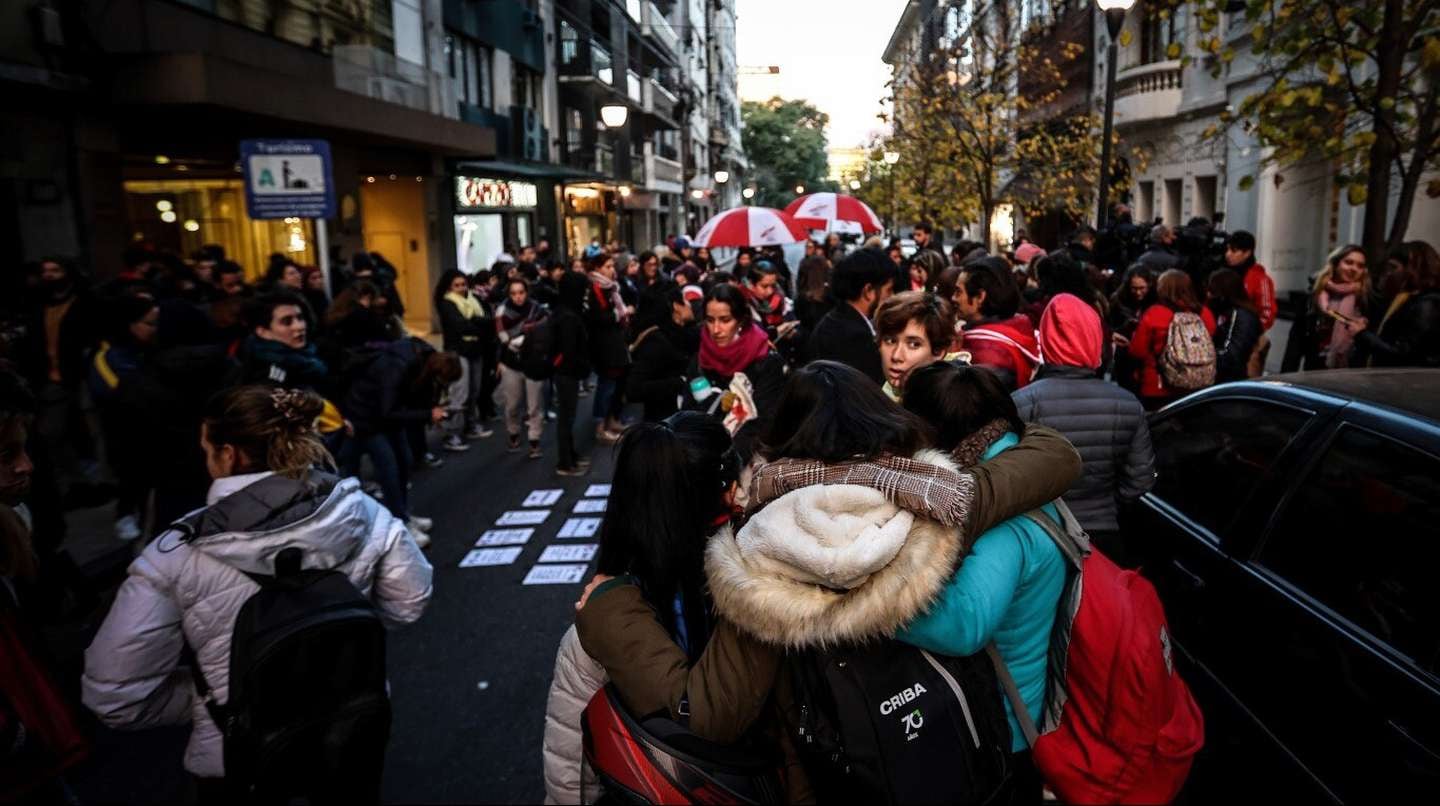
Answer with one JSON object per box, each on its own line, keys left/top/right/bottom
{"left": 454, "top": 160, "right": 602, "bottom": 182}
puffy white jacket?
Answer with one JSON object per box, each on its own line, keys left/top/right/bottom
{"left": 543, "top": 625, "right": 606, "bottom": 804}
{"left": 81, "top": 470, "right": 433, "bottom": 778}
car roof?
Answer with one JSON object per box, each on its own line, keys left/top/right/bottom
{"left": 1249, "top": 368, "right": 1440, "bottom": 424}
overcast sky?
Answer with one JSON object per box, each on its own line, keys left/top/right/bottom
{"left": 734, "top": 0, "right": 900, "bottom": 149}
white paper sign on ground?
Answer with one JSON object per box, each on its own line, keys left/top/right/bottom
{"left": 523, "top": 489, "right": 563, "bottom": 507}
{"left": 522, "top": 563, "right": 589, "bottom": 585}
{"left": 572, "top": 499, "right": 607, "bottom": 514}
{"left": 584, "top": 484, "right": 611, "bottom": 498}
{"left": 538, "top": 543, "right": 598, "bottom": 563}
{"left": 475, "top": 528, "right": 534, "bottom": 547}
{"left": 557, "top": 517, "right": 603, "bottom": 538}
{"left": 458, "top": 547, "right": 523, "bottom": 568}
{"left": 495, "top": 509, "right": 550, "bottom": 526}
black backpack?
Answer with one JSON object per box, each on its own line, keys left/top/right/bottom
{"left": 190, "top": 547, "right": 391, "bottom": 804}
{"left": 788, "top": 639, "right": 1013, "bottom": 805}
{"left": 519, "top": 313, "right": 557, "bottom": 380}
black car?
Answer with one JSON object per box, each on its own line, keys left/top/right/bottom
{"left": 1129, "top": 369, "right": 1440, "bottom": 803}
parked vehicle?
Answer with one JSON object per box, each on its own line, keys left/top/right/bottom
{"left": 1131, "top": 369, "right": 1440, "bottom": 804}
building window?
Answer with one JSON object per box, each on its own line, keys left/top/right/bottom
{"left": 656, "top": 129, "right": 678, "bottom": 160}
{"left": 447, "top": 34, "right": 493, "bottom": 110}
{"left": 565, "top": 107, "right": 585, "bottom": 155}
{"left": 1142, "top": 6, "right": 1179, "bottom": 64}
{"left": 512, "top": 66, "right": 540, "bottom": 110}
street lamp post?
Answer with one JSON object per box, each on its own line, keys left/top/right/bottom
{"left": 1095, "top": 0, "right": 1135, "bottom": 230}
{"left": 883, "top": 150, "right": 900, "bottom": 237}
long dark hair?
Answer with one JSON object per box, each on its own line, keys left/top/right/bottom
{"left": 433, "top": 268, "right": 468, "bottom": 311}
{"left": 1207, "top": 268, "right": 1256, "bottom": 316}
{"left": 595, "top": 412, "right": 739, "bottom": 657}
{"left": 761, "top": 361, "right": 927, "bottom": 462}
{"left": 796, "top": 255, "right": 831, "bottom": 302}
{"left": 902, "top": 363, "right": 1026, "bottom": 451}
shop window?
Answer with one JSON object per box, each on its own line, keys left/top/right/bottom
{"left": 124, "top": 180, "right": 316, "bottom": 280}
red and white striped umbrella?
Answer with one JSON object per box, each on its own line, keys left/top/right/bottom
{"left": 784, "top": 193, "right": 884, "bottom": 234}
{"left": 693, "top": 207, "right": 808, "bottom": 248}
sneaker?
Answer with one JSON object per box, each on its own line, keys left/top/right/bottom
{"left": 507, "top": 434, "right": 521, "bottom": 452}
{"left": 114, "top": 514, "right": 142, "bottom": 542}
{"left": 466, "top": 424, "right": 494, "bottom": 439}
{"left": 411, "top": 529, "right": 432, "bottom": 549}
{"left": 576, "top": 456, "right": 592, "bottom": 469}
{"left": 443, "top": 435, "right": 471, "bottom": 452}
{"left": 528, "top": 441, "right": 543, "bottom": 460}
{"left": 408, "top": 515, "right": 434, "bottom": 532}
{"left": 424, "top": 452, "right": 445, "bottom": 469}
{"left": 556, "top": 465, "right": 587, "bottom": 476}
{"left": 595, "top": 428, "right": 620, "bottom": 445}
{"left": 546, "top": 409, "right": 558, "bottom": 421}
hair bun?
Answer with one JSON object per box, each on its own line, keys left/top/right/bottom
{"left": 269, "top": 388, "right": 323, "bottom": 429}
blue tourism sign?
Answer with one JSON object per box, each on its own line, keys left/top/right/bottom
{"left": 239, "top": 139, "right": 336, "bottom": 219}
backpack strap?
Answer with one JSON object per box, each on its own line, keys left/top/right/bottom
{"left": 1021, "top": 501, "right": 1091, "bottom": 571}
{"left": 985, "top": 644, "right": 1039, "bottom": 748}
{"left": 182, "top": 643, "right": 230, "bottom": 732}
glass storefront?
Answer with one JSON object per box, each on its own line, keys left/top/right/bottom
{"left": 453, "top": 175, "right": 537, "bottom": 273}
{"left": 123, "top": 179, "right": 317, "bottom": 278}
{"left": 564, "top": 185, "right": 614, "bottom": 258}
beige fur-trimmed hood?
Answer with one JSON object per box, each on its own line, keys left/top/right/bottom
{"left": 706, "top": 450, "right": 964, "bottom": 649}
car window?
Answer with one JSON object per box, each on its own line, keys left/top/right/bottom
{"left": 1148, "top": 398, "right": 1311, "bottom": 535}
{"left": 1257, "top": 426, "right": 1440, "bottom": 677}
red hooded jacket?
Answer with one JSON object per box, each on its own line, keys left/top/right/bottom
{"left": 963, "top": 314, "right": 1042, "bottom": 389}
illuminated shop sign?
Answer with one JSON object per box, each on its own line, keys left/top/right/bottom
{"left": 456, "top": 176, "right": 538, "bottom": 209}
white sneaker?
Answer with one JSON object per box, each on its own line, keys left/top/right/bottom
{"left": 411, "top": 529, "right": 432, "bottom": 549}
{"left": 408, "top": 515, "right": 434, "bottom": 532}
{"left": 114, "top": 514, "right": 142, "bottom": 542}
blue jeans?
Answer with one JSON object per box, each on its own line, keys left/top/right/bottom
{"left": 593, "top": 375, "right": 617, "bottom": 422}
{"left": 337, "top": 429, "right": 411, "bottom": 521}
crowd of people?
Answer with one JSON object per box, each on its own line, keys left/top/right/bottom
{"left": 1, "top": 215, "right": 1437, "bottom": 803}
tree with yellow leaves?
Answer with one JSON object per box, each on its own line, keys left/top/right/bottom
{"left": 864, "top": 1, "right": 1142, "bottom": 247}
{"left": 1184, "top": 0, "right": 1440, "bottom": 260}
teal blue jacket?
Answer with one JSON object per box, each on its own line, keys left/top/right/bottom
{"left": 898, "top": 432, "right": 1067, "bottom": 752}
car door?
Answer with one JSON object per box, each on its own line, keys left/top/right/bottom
{"left": 1134, "top": 393, "right": 1330, "bottom": 798}
{"left": 1238, "top": 414, "right": 1440, "bottom": 803}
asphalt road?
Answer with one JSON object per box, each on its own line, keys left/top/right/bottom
{"left": 381, "top": 411, "right": 616, "bottom": 804}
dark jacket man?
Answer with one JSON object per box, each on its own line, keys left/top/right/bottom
{"left": 803, "top": 248, "right": 893, "bottom": 384}
{"left": 1012, "top": 294, "right": 1155, "bottom": 554}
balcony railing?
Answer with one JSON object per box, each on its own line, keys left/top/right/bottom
{"left": 559, "top": 33, "right": 614, "bottom": 85}
{"left": 645, "top": 147, "right": 684, "bottom": 190}
{"left": 643, "top": 77, "right": 679, "bottom": 120}
{"left": 642, "top": 1, "right": 681, "bottom": 56}
{"left": 629, "top": 151, "right": 646, "bottom": 184}
{"left": 1114, "top": 60, "right": 1183, "bottom": 127}
{"left": 565, "top": 143, "right": 615, "bottom": 175}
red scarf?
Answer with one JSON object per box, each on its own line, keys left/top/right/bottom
{"left": 700, "top": 323, "right": 771, "bottom": 378}
{"left": 741, "top": 284, "right": 785, "bottom": 327}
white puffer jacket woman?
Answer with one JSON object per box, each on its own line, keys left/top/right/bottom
{"left": 542, "top": 625, "right": 605, "bottom": 804}
{"left": 81, "top": 387, "right": 433, "bottom": 779}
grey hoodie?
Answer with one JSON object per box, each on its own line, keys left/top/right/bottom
{"left": 82, "top": 470, "right": 433, "bottom": 778}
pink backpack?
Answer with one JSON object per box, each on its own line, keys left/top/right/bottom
{"left": 990, "top": 502, "right": 1205, "bottom": 804}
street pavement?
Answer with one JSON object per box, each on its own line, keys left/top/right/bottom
{"left": 382, "top": 411, "right": 616, "bottom": 803}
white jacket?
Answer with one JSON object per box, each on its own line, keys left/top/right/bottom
{"left": 542, "top": 625, "right": 606, "bottom": 804}
{"left": 81, "top": 470, "right": 433, "bottom": 778}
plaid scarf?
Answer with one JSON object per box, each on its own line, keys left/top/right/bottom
{"left": 745, "top": 418, "right": 1012, "bottom": 530}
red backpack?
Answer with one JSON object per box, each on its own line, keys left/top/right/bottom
{"left": 989, "top": 502, "right": 1204, "bottom": 804}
